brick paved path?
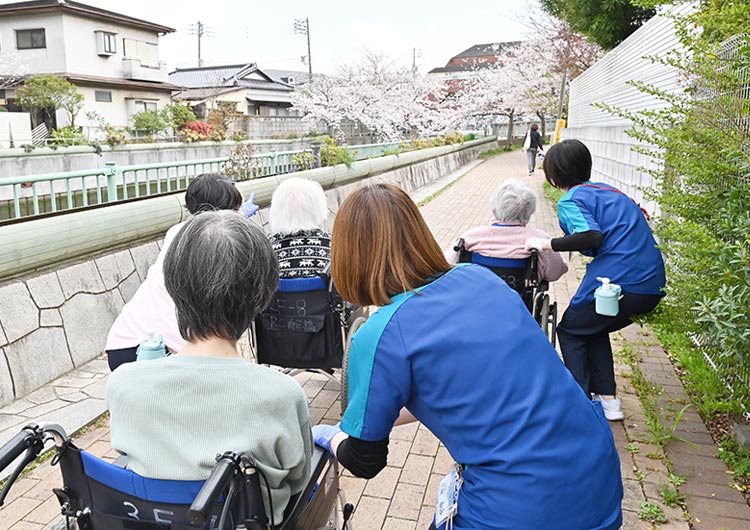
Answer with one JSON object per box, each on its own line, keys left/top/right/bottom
{"left": 4, "top": 151, "right": 749, "bottom": 529}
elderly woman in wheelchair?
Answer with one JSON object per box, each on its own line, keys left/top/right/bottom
{"left": 0, "top": 211, "right": 351, "bottom": 529}
{"left": 253, "top": 177, "right": 366, "bottom": 413}
{"left": 447, "top": 179, "right": 568, "bottom": 343}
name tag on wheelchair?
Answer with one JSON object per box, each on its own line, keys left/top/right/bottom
{"left": 434, "top": 464, "right": 463, "bottom": 529}
{"left": 261, "top": 314, "right": 325, "bottom": 333}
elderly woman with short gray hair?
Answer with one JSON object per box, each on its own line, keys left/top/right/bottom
{"left": 446, "top": 179, "right": 568, "bottom": 281}
{"left": 107, "top": 211, "right": 312, "bottom": 525}
{"left": 269, "top": 177, "right": 331, "bottom": 278}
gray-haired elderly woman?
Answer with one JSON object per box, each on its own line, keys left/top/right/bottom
{"left": 269, "top": 177, "right": 330, "bottom": 278}
{"left": 106, "top": 211, "right": 312, "bottom": 525}
{"left": 446, "top": 179, "right": 568, "bottom": 281}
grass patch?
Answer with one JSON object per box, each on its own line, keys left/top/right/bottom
{"left": 639, "top": 501, "right": 669, "bottom": 524}
{"left": 542, "top": 180, "right": 564, "bottom": 203}
{"left": 717, "top": 437, "right": 750, "bottom": 492}
{"left": 660, "top": 484, "right": 686, "bottom": 507}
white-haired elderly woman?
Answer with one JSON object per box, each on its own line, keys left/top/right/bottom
{"left": 107, "top": 211, "right": 312, "bottom": 525}
{"left": 446, "top": 179, "right": 568, "bottom": 281}
{"left": 269, "top": 177, "right": 330, "bottom": 278}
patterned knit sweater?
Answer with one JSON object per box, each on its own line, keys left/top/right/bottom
{"left": 106, "top": 355, "right": 312, "bottom": 524}
{"left": 270, "top": 229, "right": 331, "bottom": 278}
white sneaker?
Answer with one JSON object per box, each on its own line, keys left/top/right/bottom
{"left": 593, "top": 394, "right": 624, "bottom": 421}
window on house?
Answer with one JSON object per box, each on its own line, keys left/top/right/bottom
{"left": 103, "top": 33, "right": 116, "bottom": 54}
{"left": 95, "top": 90, "right": 112, "bottom": 103}
{"left": 16, "top": 28, "right": 46, "bottom": 50}
{"left": 134, "top": 100, "right": 157, "bottom": 113}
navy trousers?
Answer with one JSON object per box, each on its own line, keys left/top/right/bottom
{"left": 557, "top": 292, "right": 663, "bottom": 396}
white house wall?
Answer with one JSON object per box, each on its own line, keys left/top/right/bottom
{"left": 56, "top": 86, "right": 171, "bottom": 130}
{"left": 0, "top": 13, "right": 67, "bottom": 73}
{"left": 60, "top": 14, "right": 163, "bottom": 80}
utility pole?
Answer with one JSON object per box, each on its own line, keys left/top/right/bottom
{"left": 412, "top": 48, "right": 422, "bottom": 75}
{"left": 294, "top": 18, "right": 312, "bottom": 82}
{"left": 188, "top": 21, "right": 205, "bottom": 67}
{"left": 557, "top": 67, "right": 568, "bottom": 119}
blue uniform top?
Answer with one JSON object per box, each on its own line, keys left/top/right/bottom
{"left": 341, "top": 264, "right": 623, "bottom": 530}
{"left": 557, "top": 182, "right": 666, "bottom": 307}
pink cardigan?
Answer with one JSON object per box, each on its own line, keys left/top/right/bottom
{"left": 445, "top": 222, "right": 568, "bottom": 282}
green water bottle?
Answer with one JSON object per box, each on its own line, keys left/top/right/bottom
{"left": 136, "top": 333, "right": 166, "bottom": 361}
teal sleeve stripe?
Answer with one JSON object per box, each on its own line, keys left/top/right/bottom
{"left": 339, "top": 269, "right": 465, "bottom": 438}
{"left": 557, "top": 196, "right": 590, "bottom": 234}
{"left": 340, "top": 294, "right": 411, "bottom": 439}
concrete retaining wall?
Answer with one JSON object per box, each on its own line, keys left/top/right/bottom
{"left": 0, "top": 137, "right": 497, "bottom": 406}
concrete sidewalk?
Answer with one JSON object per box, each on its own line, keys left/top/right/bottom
{"left": 2, "top": 151, "right": 749, "bottom": 529}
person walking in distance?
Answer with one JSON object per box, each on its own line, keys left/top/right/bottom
{"left": 523, "top": 123, "right": 544, "bottom": 175}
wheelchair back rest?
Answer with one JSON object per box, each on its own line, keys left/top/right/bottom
{"left": 57, "top": 447, "right": 262, "bottom": 530}
{"left": 463, "top": 252, "right": 529, "bottom": 294}
{"left": 262, "top": 277, "right": 330, "bottom": 334}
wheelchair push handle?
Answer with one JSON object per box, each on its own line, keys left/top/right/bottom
{"left": 188, "top": 452, "right": 237, "bottom": 524}
{"left": 0, "top": 430, "right": 33, "bottom": 472}
{"left": 453, "top": 238, "right": 465, "bottom": 252}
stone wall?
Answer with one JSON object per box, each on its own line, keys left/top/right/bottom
{"left": 0, "top": 138, "right": 497, "bottom": 406}
{"left": 0, "top": 242, "right": 160, "bottom": 406}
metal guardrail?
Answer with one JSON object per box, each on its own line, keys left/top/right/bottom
{"left": 0, "top": 140, "right": 408, "bottom": 221}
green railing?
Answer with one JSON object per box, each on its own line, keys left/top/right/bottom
{"left": 0, "top": 141, "right": 405, "bottom": 222}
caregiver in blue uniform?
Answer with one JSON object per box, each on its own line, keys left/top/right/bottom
{"left": 313, "top": 183, "right": 622, "bottom": 530}
{"left": 526, "top": 139, "right": 666, "bottom": 421}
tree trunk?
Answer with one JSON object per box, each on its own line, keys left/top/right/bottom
{"left": 536, "top": 111, "right": 546, "bottom": 140}
{"left": 505, "top": 111, "right": 514, "bottom": 151}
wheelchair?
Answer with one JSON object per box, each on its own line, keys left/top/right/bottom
{"left": 454, "top": 239, "right": 558, "bottom": 346}
{"left": 0, "top": 422, "right": 354, "bottom": 530}
{"left": 251, "top": 275, "right": 367, "bottom": 415}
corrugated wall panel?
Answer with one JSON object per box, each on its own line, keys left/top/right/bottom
{"left": 562, "top": 4, "right": 693, "bottom": 209}
{"left": 568, "top": 4, "right": 693, "bottom": 127}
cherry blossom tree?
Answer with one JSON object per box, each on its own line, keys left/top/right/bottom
{"left": 292, "top": 53, "right": 461, "bottom": 141}
{"left": 0, "top": 52, "right": 28, "bottom": 91}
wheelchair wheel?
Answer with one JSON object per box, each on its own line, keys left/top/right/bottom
{"left": 536, "top": 293, "right": 554, "bottom": 345}
{"left": 50, "top": 518, "right": 79, "bottom": 530}
{"left": 548, "top": 301, "right": 558, "bottom": 348}
{"left": 341, "top": 316, "right": 367, "bottom": 415}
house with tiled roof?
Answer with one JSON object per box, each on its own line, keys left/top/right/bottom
{"left": 429, "top": 42, "right": 521, "bottom": 80}
{"left": 0, "top": 0, "right": 176, "bottom": 130}
{"left": 169, "top": 63, "right": 298, "bottom": 118}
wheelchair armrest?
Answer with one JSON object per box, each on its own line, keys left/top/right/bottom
{"left": 280, "top": 446, "right": 331, "bottom": 527}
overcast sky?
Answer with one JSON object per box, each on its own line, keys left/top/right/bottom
{"left": 85, "top": 0, "right": 533, "bottom": 74}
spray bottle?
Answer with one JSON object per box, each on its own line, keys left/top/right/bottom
{"left": 594, "top": 277, "right": 622, "bottom": 317}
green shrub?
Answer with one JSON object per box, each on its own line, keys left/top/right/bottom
{"left": 319, "top": 136, "right": 355, "bottom": 167}
{"left": 231, "top": 130, "right": 247, "bottom": 142}
{"left": 130, "top": 110, "right": 167, "bottom": 137}
{"left": 162, "top": 103, "right": 196, "bottom": 131}
{"left": 292, "top": 151, "right": 316, "bottom": 171}
{"left": 50, "top": 125, "right": 86, "bottom": 146}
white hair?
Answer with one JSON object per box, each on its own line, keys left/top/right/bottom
{"left": 269, "top": 177, "right": 328, "bottom": 235}
{"left": 489, "top": 179, "right": 537, "bottom": 225}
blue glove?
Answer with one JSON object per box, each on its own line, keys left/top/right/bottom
{"left": 312, "top": 423, "right": 342, "bottom": 454}
{"left": 240, "top": 193, "right": 259, "bottom": 218}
